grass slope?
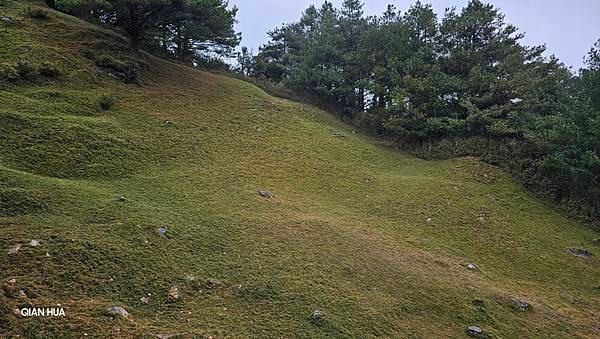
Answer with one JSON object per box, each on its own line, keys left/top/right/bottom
{"left": 1, "top": 2, "right": 599, "bottom": 337}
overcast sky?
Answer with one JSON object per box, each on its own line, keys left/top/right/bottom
{"left": 228, "top": 0, "right": 600, "bottom": 70}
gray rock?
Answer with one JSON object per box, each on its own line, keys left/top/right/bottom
{"left": 156, "top": 334, "right": 177, "bottom": 339}
{"left": 8, "top": 244, "right": 21, "bottom": 255}
{"left": 157, "top": 225, "right": 169, "bottom": 237}
{"left": 258, "top": 190, "right": 274, "bottom": 199}
{"left": 566, "top": 248, "right": 592, "bottom": 259}
{"left": 207, "top": 279, "right": 224, "bottom": 288}
{"left": 467, "top": 263, "right": 479, "bottom": 270}
{"left": 312, "top": 309, "right": 324, "bottom": 319}
{"left": 511, "top": 298, "right": 531, "bottom": 311}
{"left": 30, "top": 240, "right": 40, "bottom": 247}
{"left": 466, "top": 325, "right": 482, "bottom": 336}
{"left": 140, "top": 296, "right": 150, "bottom": 305}
{"left": 118, "top": 196, "right": 127, "bottom": 202}
{"left": 186, "top": 276, "right": 198, "bottom": 284}
{"left": 107, "top": 306, "right": 131, "bottom": 320}
{"left": 168, "top": 286, "right": 180, "bottom": 300}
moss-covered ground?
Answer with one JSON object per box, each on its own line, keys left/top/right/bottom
{"left": 1, "top": 1, "right": 598, "bottom": 337}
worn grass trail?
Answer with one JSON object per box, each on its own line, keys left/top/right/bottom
{"left": 1, "top": 1, "right": 599, "bottom": 337}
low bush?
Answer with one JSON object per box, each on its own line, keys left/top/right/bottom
{"left": 0, "top": 63, "right": 18, "bottom": 81}
{"left": 26, "top": 7, "right": 50, "bottom": 20}
{"left": 95, "top": 54, "right": 141, "bottom": 83}
{"left": 0, "top": 60, "right": 63, "bottom": 83}
{"left": 38, "top": 61, "right": 63, "bottom": 78}
{"left": 15, "top": 60, "right": 38, "bottom": 80}
{"left": 98, "top": 94, "right": 116, "bottom": 111}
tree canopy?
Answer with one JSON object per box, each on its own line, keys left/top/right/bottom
{"left": 52, "top": 0, "right": 240, "bottom": 63}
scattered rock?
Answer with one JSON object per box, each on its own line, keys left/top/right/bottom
{"left": 258, "top": 190, "right": 274, "bottom": 199}
{"left": 510, "top": 298, "right": 531, "bottom": 311}
{"left": 29, "top": 240, "right": 40, "bottom": 247}
{"left": 467, "top": 263, "right": 479, "bottom": 271}
{"left": 168, "top": 286, "right": 180, "bottom": 300}
{"left": 1, "top": 17, "right": 10, "bottom": 22}
{"left": 312, "top": 309, "right": 324, "bottom": 319}
{"left": 118, "top": 196, "right": 127, "bottom": 202}
{"left": 140, "top": 297, "right": 150, "bottom": 305}
{"left": 8, "top": 244, "right": 21, "bottom": 255}
{"left": 333, "top": 132, "right": 346, "bottom": 138}
{"left": 157, "top": 225, "right": 169, "bottom": 237}
{"left": 426, "top": 218, "right": 433, "bottom": 223}
{"left": 466, "top": 325, "right": 483, "bottom": 336}
{"left": 207, "top": 279, "right": 224, "bottom": 288}
{"left": 107, "top": 306, "right": 131, "bottom": 320}
{"left": 45, "top": 252, "right": 51, "bottom": 257}
{"left": 156, "top": 334, "right": 177, "bottom": 339}
{"left": 477, "top": 217, "right": 485, "bottom": 223}
{"left": 8, "top": 278, "right": 16, "bottom": 284}
{"left": 566, "top": 248, "right": 592, "bottom": 259}
{"left": 186, "top": 276, "right": 197, "bottom": 284}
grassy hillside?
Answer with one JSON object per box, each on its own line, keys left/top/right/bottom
{"left": 1, "top": 2, "right": 599, "bottom": 337}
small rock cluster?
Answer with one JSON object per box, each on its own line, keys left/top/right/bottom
{"left": 566, "top": 248, "right": 592, "bottom": 259}
{"left": 168, "top": 286, "right": 180, "bottom": 300}
{"left": 107, "top": 306, "right": 131, "bottom": 320}
{"left": 258, "top": 190, "right": 274, "bottom": 199}
{"left": 207, "top": 279, "right": 224, "bottom": 288}
{"left": 7, "top": 240, "right": 42, "bottom": 254}
{"left": 510, "top": 298, "right": 531, "bottom": 311}
{"left": 312, "top": 309, "right": 324, "bottom": 320}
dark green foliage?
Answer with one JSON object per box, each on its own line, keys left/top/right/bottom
{"left": 15, "top": 60, "right": 37, "bottom": 80}
{"left": 0, "top": 188, "right": 48, "bottom": 216}
{"left": 25, "top": 6, "right": 50, "bottom": 20}
{"left": 95, "top": 54, "right": 141, "bottom": 83}
{"left": 44, "top": 0, "right": 56, "bottom": 9}
{"left": 0, "top": 63, "right": 18, "bottom": 81}
{"left": 0, "top": 60, "right": 63, "bottom": 83}
{"left": 194, "top": 56, "right": 231, "bottom": 72}
{"left": 98, "top": 93, "right": 116, "bottom": 110}
{"left": 251, "top": 0, "right": 600, "bottom": 223}
{"left": 54, "top": 0, "right": 240, "bottom": 65}
{"left": 38, "top": 61, "right": 63, "bottom": 78}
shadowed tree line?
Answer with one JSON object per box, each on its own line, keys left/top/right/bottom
{"left": 47, "top": 0, "right": 240, "bottom": 65}
{"left": 240, "top": 0, "right": 600, "bottom": 222}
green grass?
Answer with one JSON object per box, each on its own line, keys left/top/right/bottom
{"left": 1, "top": 2, "right": 599, "bottom": 337}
